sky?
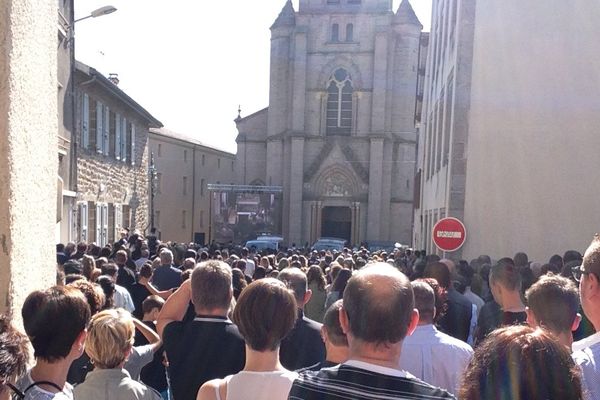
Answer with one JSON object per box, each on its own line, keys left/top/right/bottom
{"left": 75, "top": 1, "right": 432, "bottom": 153}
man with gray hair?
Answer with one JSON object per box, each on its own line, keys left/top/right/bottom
{"left": 288, "top": 263, "right": 455, "bottom": 400}
{"left": 157, "top": 260, "right": 245, "bottom": 400}
{"left": 278, "top": 267, "right": 325, "bottom": 370}
{"left": 399, "top": 280, "right": 473, "bottom": 396}
{"left": 151, "top": 248, "right": 182, "bottom": 291}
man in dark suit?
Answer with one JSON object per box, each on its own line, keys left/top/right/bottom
{"left": 278, "top": 267, "right": 326, "bottom": 370}
{"left": 424, "top": 261, "right": 473, "bottom": 342}
{"left": 152, "top": 248, "right": 182, "bottom": 291}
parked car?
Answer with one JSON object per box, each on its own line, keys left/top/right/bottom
{"left": 312, "top": 237, "right": 346, "bottom": 252}
{"left": 245, "top": 239, "right": 279, "bottom": 252}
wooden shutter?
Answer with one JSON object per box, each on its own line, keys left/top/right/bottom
{"left": 130, "top": 124, "right": 136, "bottom": 165}
{"left": 101, "top": 204, "right": 109, "bottom": 247}
{"left": 96, "top": 102, "right": 104, "bottom": 153}
{"left": 121, "top": 117, "right": 127, "bottom": 163}
{"left": 115, "top": 112, "right": 121, "bottom": 160}
{"left": 103, "top": 106, "right": 110, "bottom": 155}
{"left": 115, "top": 204, "right": 123, "bottom": 240}
{"left": 82, "top": 94, "right": 89, "bottom": 149}
{"left": 79, "top": 202, "right": 88, "bottom": 241}
{"left": 108, "top": 204, "right": 115, "bottom": 244}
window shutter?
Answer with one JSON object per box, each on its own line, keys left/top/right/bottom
{"left": 130, "top": 124, "right": 136, "bottom": 166}
{"left": 115, "top": 113, "right": 121, "bottom": 160}
{"left": 80, "top": 202, "right": 88, "bottom": 241}
{"left": 102, "top": 204, "right": 109, "bottom": 247}
{"left": 82, "top": 94, "right": 89, "bottom": 149}
{"left": 121, "top": 117, "right": 127, "bottom": 163}
{"left": 103, "top": 106, "right": 110, "bottom": 155}
{"left": 95, "top": 203, "right": 101, "bottom": 244}
{"left": 96, "top": 102, "right": 104, "bottom": 153}
{"left": 115, "top": 204, "right": 122, "bottom": 240}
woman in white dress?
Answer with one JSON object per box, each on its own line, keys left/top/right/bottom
{"left": 197, "top": 278, "right": 298, "bottom": 400}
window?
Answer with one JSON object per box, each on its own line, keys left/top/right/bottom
{"left": 327, "top": 0, "right": 340, "bottom": 3}
{"left": 183, "top": 176, "right": 188, "bottom": 196}
{"left": 200, "top": 178, "right": 205, "bottom": 197}
{"left": 346, "top": 23, "right": 354, "bottom": 41}
{"left": 326, "top": 68, "right": 353, "bottom": 135}
{"left": 78, "top": 202, "right": 88, "bottom": 241}
{"left": 231, "top": 161, "right": 234, "bottom": 171}
{"left": 130, "top": 123, "right": 136, "bottom": 166}
{"left": 348, "top": 0, "right": 361, "bottom": 3}
{"left": 111, "top": 112, "right": 117, "bottom": 158}
{"left": 157, "top": 173, "right": 162, "bottom": 194}
{"left": 82, "top": 94, "right": 90, "bottom": 149}
{"left": 94, "top": 203, "right": 108, "bottom": 247}
{"left": 184, "top": 149, "right": 188, "bottom": 162}
{"left": 158, "top": 144, "right": 162, "bottom": 157}
{"left": 200, "top": 210, "right": 204, "bottom": 227}
{"left": 122, "top": 205, "right": 131, "bottom": 230}
{"left": 182, "top": 210, "right": 187, "bottom": 229}
{"left": 202, "top": 154, "right": 205, "bottom": 166}
{"left": 218, "top": 158, "right": 221, "bottom": 169}
{"left": 94, "top": 102, "right": 109, "bottom": 155}
{"left": 331, "top": 24, "right": 339, "bottom": 42}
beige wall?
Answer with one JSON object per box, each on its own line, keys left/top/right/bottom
{"left": 461, "top": 0, "right": 600, "bottom": 261}
{"left": 0, "top": 0, "right": 58, "bottom": 318}
{"left": 149, "top": 131, "right": 235, "bottom": 244}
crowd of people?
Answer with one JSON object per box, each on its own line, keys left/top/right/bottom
{"left": 1, "top": 229, "right": 600, "bottom": 400}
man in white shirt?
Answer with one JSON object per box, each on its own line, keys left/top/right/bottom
{"left": 572, "top": 235, "right": 600, "bottom": 400}
{"left": 400, "top": 280, "right": 473, "bottom": 396}
{"left": 241, "top": 247, "right": 255, "bottom": 278}
{"left": 101, "top": 263, "right": 135, "bottom": 313}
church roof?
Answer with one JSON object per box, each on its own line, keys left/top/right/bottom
{"left": 271, "top": 0, "right": 296, "bottom": 29}
{"left": 394, "top": 0, "right": 422, "bottom": 27}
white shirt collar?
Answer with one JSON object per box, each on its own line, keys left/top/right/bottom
{"left": 343, "top": 359, "right": 413, "bottom": 379}
{"left": 572, "top": 331, "right": 600, "bottom": 352}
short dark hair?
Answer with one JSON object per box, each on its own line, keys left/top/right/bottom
{"left": 142, "top": 295, "right": 165, "bottom": 315}
{"left": 278, "top": 267, "right": 307, "bottom": 304}
{"left": 323, "top": 300, "right": 347, "bottom": 347}
{"left": 191, "top": 261, "right": 232, "bottom": 310}
{"left": 343, "top": 263, "right": 414, "bottom": 345}
{"left": 490, "top": 257, "right": 521, "bottom": 291}
{"left": 0, "top": 315, "right": 30, "bottom": 390}
{"left": 232, "top": 278, "right": 297, "bottom": 351}
{"left": 411, "top": 281, "right": 435, "bottom": 322}
{"left": 583, "top": 235, "right": 600, "bottom": 277}
{"left": 22, "top": 286, "right": 91, "bottom": 362}
{"left": 423, "top": 262, "right": 451, "bottom": 289}
{"left": 459, "top": 325, "right": 582, "bottom": 400}
{"left": 139, "top": 264, "right": 153, "bottom": 279}
{"left": 101, "top": 262, "right": 118, "bottom": 278}
{"left": 526, "top": 274, "right": 579, "bottom": 334}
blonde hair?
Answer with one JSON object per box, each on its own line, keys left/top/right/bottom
{"left": 85, "top": 309, "right": 134, "bottom": 369}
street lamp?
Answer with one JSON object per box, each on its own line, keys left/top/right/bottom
{"left": 74, "top": 5, "right": 117, "bottom": 24}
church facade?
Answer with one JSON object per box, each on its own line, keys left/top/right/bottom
{"left": 235, "top": 0, "right": 426, "bottom": 247}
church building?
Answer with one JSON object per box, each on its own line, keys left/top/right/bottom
{"left": 235, "top": 0, "right": 426, "bottom": 246}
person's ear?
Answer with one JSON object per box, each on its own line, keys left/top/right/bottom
{"left": 303, "top": 289, "right": 312, "bottom": 307}
{"left": 320, "top": 326, "right": 328, "bottom": 344}
{"left": 339, "top": 306, "right": 350, "bottom": 335}
{"left": 572, "top": 313, "right": 582, "bottom": 332}
{"left": 525, "top": 307, "right": 538, "bottom": 328}
{"left": 406, "top": 309, "right": 419, "bottom": 336}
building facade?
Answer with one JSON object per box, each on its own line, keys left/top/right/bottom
{"left": 415, "top": 0, "right": 600, "bottom": 261}
{"left": 235, "top": 0, "right": 426, "bottom": 247}
{"left": 148, "top": 128, "right": 235, "bottom": 244}
{"left": 74, "top": 62, "right": 162, "bottom": 247}
{"left": 57, "top": 0, "right": 77, "bottom": 244}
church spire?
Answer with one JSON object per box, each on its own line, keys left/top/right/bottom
{"left": 394, "top": 0, "right": 422, "bottom": 28}
{"left": 271, "top": 0, "right": 296, "bottom": 30}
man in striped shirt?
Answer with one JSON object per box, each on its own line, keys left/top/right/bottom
{"left": 288, "top": 262, "right": 455, "bottom": 400}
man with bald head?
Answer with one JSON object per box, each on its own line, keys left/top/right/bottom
{"left": 288, "top": 263, "right": 455, "bottom": 400}
{"left": 278, "top": 267, "right": 326, "bottom": 370}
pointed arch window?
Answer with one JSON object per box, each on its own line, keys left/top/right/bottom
{"left": 326, "top": 68, "right": 353, "bottom": 136}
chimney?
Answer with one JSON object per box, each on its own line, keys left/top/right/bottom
{"left": 108, "top": 73, "right": 119, "bottom": 85}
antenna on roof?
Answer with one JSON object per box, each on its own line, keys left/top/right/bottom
{"left": 235, "top": 105, "right": 242, "bottom": 123}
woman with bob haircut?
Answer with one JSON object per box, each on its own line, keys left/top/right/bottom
{"left": 459, "top": 325, "right": 583, "bottom": 400}
{"left": 73, "top": 309, "right": 160, "bottom": 400}
{"left": 197, "top": 278, "right": 298, "bottom": 400}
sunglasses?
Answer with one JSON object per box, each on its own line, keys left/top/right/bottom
{"left": 572, "top": 265, "right": 593, "bottom": 283}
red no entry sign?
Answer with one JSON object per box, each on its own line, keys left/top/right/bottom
{"left": 432, "top": 217, "right": 466, "bottom": 252}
